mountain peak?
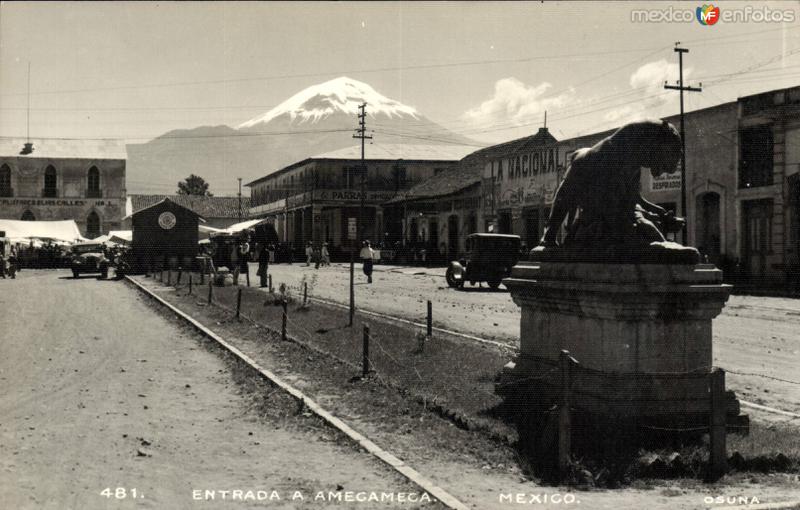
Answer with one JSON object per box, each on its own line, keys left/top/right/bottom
{"left": 237, "top": 76, "right": 420, "bottom": 128}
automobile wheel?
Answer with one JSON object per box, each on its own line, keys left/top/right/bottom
{"left": 445, "top": 267, "right": 459, "bottom": 288}
{"left": 100, "top": 269, "right": 108, "bottom": 279}
{"left": 487, "top": 277, "right": 502, "bottom": 290}
{"left": 72, "top": 269, "right": 79, "bottom": 279}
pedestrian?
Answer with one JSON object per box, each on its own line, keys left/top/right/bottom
{"left": 321, "top": 242, "right": 330, "bottom": 267}
{"left": 257, "top": 242, "right": 270, "bottom": 288}
{"left": 238, "top": 234, "right": 251, "bottom": 286}
{"left": 305, "top": 241, "right": 313, "bottom": 266}
{"left": 360, "top": 240, "right": 374, "bottom": 284}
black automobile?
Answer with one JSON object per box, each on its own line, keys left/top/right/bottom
{"left": 70, "top": 242, "right": 109, "bottom": 279}
{"left": 445, "top": 233, "right": 521, "bottom": 290}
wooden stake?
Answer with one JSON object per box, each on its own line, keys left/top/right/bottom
{"left": 362, "top": 325, "right": 371, "bottom": 378}
{"left": 207, "top": 280, "right": 213, "bottom": 304}
{"left": 188, "top": 275, "right": 192, "bottom": 295}
{"left": 709, "top": 368, "right": 727, "bottom": 481}
{"left": 426, "top": 300, "right": 432, "bottom": 337}
{"left": 236, "top": 288, "right": 242, "bottom": 320}
{"left": 303, "top": 281, "right": 308, "bottom": 306}
{"left": 558, "top": 350, "right": 573, "bottom": 478}
{"left": 281, "top": 300, "right": 288, "bottom": 341}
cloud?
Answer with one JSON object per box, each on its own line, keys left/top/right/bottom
{"left": 604, "top": 59, "right": 692, "bottom": 124}
{"left": 462, "top": 78, "right": 574, "bottom": 131}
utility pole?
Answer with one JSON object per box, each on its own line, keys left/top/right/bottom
{"left": 664, "top": 42, "right": 702, "bottom": 246}
{"left": 237, "top": 177, "right": 243, "bottom": 222}
{"left": 349, "top": 103, "right": 372, "bottom": 325}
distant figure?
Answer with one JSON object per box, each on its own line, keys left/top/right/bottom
{"left": 257, "top": 242, "right": 270, "bottom": 288}
{"left": 321, "top": 242, "right": 330, "bottom": 266}
{"left": 305, "top": 241, "right": 313, "bottom": 266}
{"left": 360, "top": 240, "right": 374, "bottom": 284}
{"left": 238, "top": 234, "right": 251, "bottom": 286}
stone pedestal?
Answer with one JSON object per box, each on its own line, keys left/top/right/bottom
{"left": 502, "top": 262, "right": 738, "bottom": 418}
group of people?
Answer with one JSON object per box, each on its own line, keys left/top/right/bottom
{"left": 0, "top": 244, "right": 18, "bottom": 279}
{"left": 303, "top": 240, "right": 375, "bottom": 284}
{"left": 304, "top": 241, "right": 331, "bottom": 269}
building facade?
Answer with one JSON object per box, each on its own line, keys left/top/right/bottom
{"left": 0, "top": 138, "right": 126, "bottom": 238}
{"left": 246, "top": 143, "right": 478, "bottom": 258}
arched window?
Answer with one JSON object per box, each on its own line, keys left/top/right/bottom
{"left": 44, "top": 165, "right": 57, "bottom": 197}
{"left": 86, "top": 211, "right": 101, "bottom": 239}
{"left": 87, "top": 166, "right": 100, "bottom": 198}
{"left": 21, "top": 210, "right": 36, "bottom": 221}
{"left": 0, "top": 164, "right": 11, "bottom": 197}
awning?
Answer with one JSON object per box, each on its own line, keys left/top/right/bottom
{"left": 211, "top": 218, "right": 274, "bottom": 236}
{"left": 0, "top": 219, "right": 87, "bottom": 244}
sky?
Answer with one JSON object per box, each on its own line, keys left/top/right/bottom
{"left": 1, "top": 1, "right": 800, "bottom": 148}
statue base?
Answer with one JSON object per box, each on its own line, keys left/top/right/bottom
{"left": 501, "top": 262, "right": 745, "bottom": 422}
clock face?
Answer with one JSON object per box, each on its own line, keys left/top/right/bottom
{"left": 158, "top": 211, "right": 177, "bottom": 230}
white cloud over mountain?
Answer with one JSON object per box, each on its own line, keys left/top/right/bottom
{"left": 462, "top": 78, "right": 574, "bottom": 133}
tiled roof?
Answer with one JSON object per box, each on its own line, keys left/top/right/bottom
{"left": 384, "top": 164, "right": 483, "bottom": 204}
{"left": 127, "top": 194, "right": 250, "bottom": 219}
{"left": 311, "top": 143, "right": 481, "bottom": 162}
{"left": 0, "top": 138, "right": 127, "bottom": 160}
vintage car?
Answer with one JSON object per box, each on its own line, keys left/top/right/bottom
{"left": 70, "top": 242, "right": 109, "bottom": 279}
{"left": 445, "top": 233, "right": 521, "bottom": 290}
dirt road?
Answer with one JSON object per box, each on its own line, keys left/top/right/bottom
{"left": 257, "top": 262, "right": 800, "bottom": 418}
{"left": 0, "top": 270, "right": 428, "bottom": 509}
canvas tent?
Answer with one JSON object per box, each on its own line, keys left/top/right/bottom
{"left": 0, "top": 219, "right": 86, "bottom": 244}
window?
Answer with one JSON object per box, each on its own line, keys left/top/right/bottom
{"left": 43, "top": 165, "right": 57, "bottom": 197}
{"left": 342, "top": 166, "right": 363, "bottom": 189}
{"left": 87, "top": 166, "right": 101, "bottom": 198}
{"left": 739, "top": 125, "right": 774, "bottom": 189}
{"left": 393, "top": 165, "right": 407, "bottom": 191}
{"left": 0, "top": 164, "right": 11, "bottom": 197}
{"left": 86, "top": 211, "right": 101, "bottom": 239}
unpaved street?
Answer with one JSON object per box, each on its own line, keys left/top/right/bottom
{"left": 0, "top": 270, "right": 425, "bottom": 509}
{"left": 257, "top": 262, "right": 800, "bottom": 418}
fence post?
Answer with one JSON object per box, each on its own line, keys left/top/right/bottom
{"left": 362, "top": 325, "right": 371, "bottom": 378}
{"left": 426, "top": 300, "right": 432, "bottom": 337}
{"left": 709, "top": 368, "right": 727, "bottom": 481}
{"left": 558, "top": 350, "right": 573, "bottom": 479}
{"left": 167, "top": 270, "right": 172, "bottom": 286}
{"left": 268, "top": 274, "right": 273, "bottom": 293}
{"left": 236, "top": 288, "right": 242, "bottom": 320}
{"left": 245, "top": 265, "right": 250, "bottom": 287}
{"left": 200, "top": 264, "right": 205, "bottom": 285}
{"left": 281, "top": 300, "right": 288, "bottom": 341}
{"left": 177, "top": 268, "right": 182, "bottom": 286}
{"left": 207, "top": 280, "right": 213, "bottom": 305}
{"left": 188, "top": 275, "right": 193, "bottom": 295}
{"left": 160, "top": 268, "right": 164, "bottom": 283}
{"left": 303, "top": 281, "right": 308, "bottom": 306}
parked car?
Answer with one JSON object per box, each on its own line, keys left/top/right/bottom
{"left": 70, "top": 242, "right": 109, "bottom": 279}
{"left": 445, "top": 233, "right": 521, "bottom": 290}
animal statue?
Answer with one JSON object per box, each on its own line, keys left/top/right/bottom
{"left": 531, "top": 119, "right": 699, "bottom": 264}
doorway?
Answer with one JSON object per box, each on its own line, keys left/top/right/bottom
{"left": 742, "top": 199, "right": 772, "bottom": 279}
{"left": 447, "top": 215, "right": 459, "bottom": 258}
{"left": 695, "top": 193, "right": 721, "bottom": 263}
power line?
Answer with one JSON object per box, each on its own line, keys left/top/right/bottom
{"left": 0, "top": 46, "right": 665, "bottom": 99}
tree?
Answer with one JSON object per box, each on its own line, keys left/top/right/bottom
{"left": 177, "top": 174, "right": 213, "bottom": 197}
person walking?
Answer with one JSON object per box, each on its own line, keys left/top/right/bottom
{"left": 305, "top": 241, "right": 313, "bottom": 266}
{"left": 321, "top": 242, "right": 330, "bottom": 267}
{"left": 360, "top": 240, "right": 374, "bottom": 284}
{"left": 257, "top": 242, "right": 269, "bottom": 288}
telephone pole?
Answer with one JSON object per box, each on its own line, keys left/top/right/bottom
{"left": 664, "top": 43, "right": 702, "bottom": 245}
{"left": 237, "top": 177, "right": 243, "bottom": 222}
{"left": 349, "top": 103, "right": 372, "bottom": 325}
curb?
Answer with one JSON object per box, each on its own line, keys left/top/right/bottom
{"left": 125, "top": 276, "right": 470, "bottom": 510}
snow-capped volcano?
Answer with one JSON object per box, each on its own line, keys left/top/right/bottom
{"left": 237, "top": 76, "right": 421, "bottom": 128}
